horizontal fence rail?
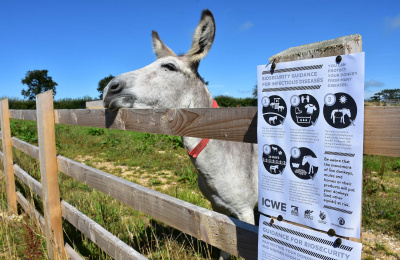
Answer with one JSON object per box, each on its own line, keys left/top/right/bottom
{"left": 2, "top": 135, "right": 258, "bottom": 259}
{"left": 9, "top": 106, "right": 400, "bottom": 157}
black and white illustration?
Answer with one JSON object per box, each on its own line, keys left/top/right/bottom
{"left": 323, "top": 93, "right": 357, "bottom": 129}
{"left": 290, "top": 147, "right": 319, "bottom": 180}
{"left": 261, "top": 95, "right": 287, "bottom": 126}
{"left": 291, "top": 206, "right": 299, "bottom": 216}
{"left": 262, "top": 144, "right": 286, "bottom": 175}
{"left": 290, "top": 94, "right": 320, "bottom": 127}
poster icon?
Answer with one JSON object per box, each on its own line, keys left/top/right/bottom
{"left": 262, "top": 95, "right": 287, "bottom": 126}
{"left": 262, "top": 144, "right": 286, "bottom": 175}
{"left": 291, "top": 206, "right": 299, "bottom": 216}
{"left": 323, "top": 93, "right": 357, "bottom": 129}
{"left": 290, "top": 147, "right": 319, "bottom": 180}
{"left": 290, "top": 94, "right": 320, "bottom": 127}
{"left": 319, "top": 211, "right": 327, "bottom": 224}
{"left": 304, "top": 209, "right": 314, "bottom": 220}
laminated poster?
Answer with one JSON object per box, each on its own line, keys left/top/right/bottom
{"left": 258, "top": 214, "right": 362, "bottom": 260}
{"left": 257, "top": 53, "right": 365, "bottom": 238}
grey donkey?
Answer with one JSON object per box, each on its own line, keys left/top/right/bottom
{"left": 103, "top": 9, "right": 258, "bottom": 258}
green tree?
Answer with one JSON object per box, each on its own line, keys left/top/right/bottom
{"left": 369, "top": 94, "right": 381, "bottom": 102}
{"left": 97, "top": 74, "right": 115, "bottom": 99}
{"left": 252, "top": 84, "right": 257, "bottom": 99}
{"left": 21, "top": 70, "right": 58, "bottom": 100}
{"left": 374, "top": 88, "right": 400, "bottom": 101}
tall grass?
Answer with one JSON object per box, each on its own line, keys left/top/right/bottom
{"left": 0, "top": 173, "right": 47, "bottom": 259}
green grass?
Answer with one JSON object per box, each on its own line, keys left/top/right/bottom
{"left": 362, "top": 155, "right": 400, "bottom": 238}
{"left": 0, "top": 174, "right": 47, "bottom": 260}
{"left": 1, "top": 119, "right": 400, "bottom": 259}
{"left": 1, "top": 119, "right": 220, "bottom": 259}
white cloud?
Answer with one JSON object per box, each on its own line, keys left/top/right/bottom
{"left": 365, "top": 79, "right": 384, "bottom": 89}
{"left": 239, "top": 21, "right": 254, "bottom": 32}
{"left": 385, "top": 14, "right": 400, "bottom": 30}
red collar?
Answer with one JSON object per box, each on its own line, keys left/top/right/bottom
{"left": 187, "top": 100, "right": 218, "bottom": 158}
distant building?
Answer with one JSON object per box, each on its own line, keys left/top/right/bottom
{"left": 85, "top": 100, "right": 103, "bottom": 109}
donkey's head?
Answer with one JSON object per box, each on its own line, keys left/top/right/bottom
{"left": 103, "top": 10, "right": 215, "bottom": 111}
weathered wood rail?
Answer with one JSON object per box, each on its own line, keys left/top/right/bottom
{"left": 9, "top": 106, "right": 400, "bottom": 157}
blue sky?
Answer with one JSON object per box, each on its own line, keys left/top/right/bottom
{"left": 1, "top": 0, "right": 399, "bottom": 101}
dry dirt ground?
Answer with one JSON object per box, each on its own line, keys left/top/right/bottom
{"left": 75, "top": 154, "right": 178, "bottom": 190}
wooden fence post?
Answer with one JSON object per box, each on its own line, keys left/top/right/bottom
{"left": 0, "top": 98, "right": 18, "bottom": 214}
{"left": 36, "top": 91, "right": 65, "bottom": 260}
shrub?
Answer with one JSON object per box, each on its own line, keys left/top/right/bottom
{"left": 1, "top": 96, "right": 94, "bottom": 109}
{"left": 214, "top": 95, "right": 256, "bottom": 107}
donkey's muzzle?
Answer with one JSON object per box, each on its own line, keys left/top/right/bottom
{"left": 103, "top": 78, "right": 133, "bottom": 110}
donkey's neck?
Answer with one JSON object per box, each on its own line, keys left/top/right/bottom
{"left": 182, "top": 86, "right": 214, "bottom": 153}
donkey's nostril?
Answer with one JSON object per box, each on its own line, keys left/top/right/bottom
{"left": 108, "top": 80, "right": 125, "bottom": 94}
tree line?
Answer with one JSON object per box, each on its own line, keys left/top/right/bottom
{"left": 367, "top": 89, "right": 400, "bottom": 102}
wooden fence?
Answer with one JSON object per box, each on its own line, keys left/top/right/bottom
{"left": 1, "top": 35, "right": 400, "bottom": 259}
{"left": 0, "top": 92, "right": 260, "bottom": 259}
{"left": 2, "top": 93, "right": 400, "bottom": 260}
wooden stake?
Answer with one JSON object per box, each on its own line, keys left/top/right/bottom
{"left": 0, "top": 98, "right": 18, "bottom": 214}
{"left": 36, "top": 91, "right": 65, "bottom": 260}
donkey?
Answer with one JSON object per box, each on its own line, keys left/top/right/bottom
{"left": 103, "top": 10, "right": 258, "bottom": 227}
{"left": 302, "top": 155, "right": 319, "bottom": 175}
{"left": 331, "top": 108, "right": 351, "bottom": 124}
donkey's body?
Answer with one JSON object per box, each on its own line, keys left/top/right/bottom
{"left": 185, "top": 137, "right": 258, "bottom": 224}
{"left": 103, "top": 10, "right": 258, "bottom": 226}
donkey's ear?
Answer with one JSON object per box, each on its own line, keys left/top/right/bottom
{"left": 186, "top": 9, "right": 215, "bottom": 63}
{"left": 152, "top": 31, "right": 177, "bottom": 59}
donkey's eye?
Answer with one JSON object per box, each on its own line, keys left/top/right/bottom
{"left": 161, "top": 63, "right": 177, "bottom": 71}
